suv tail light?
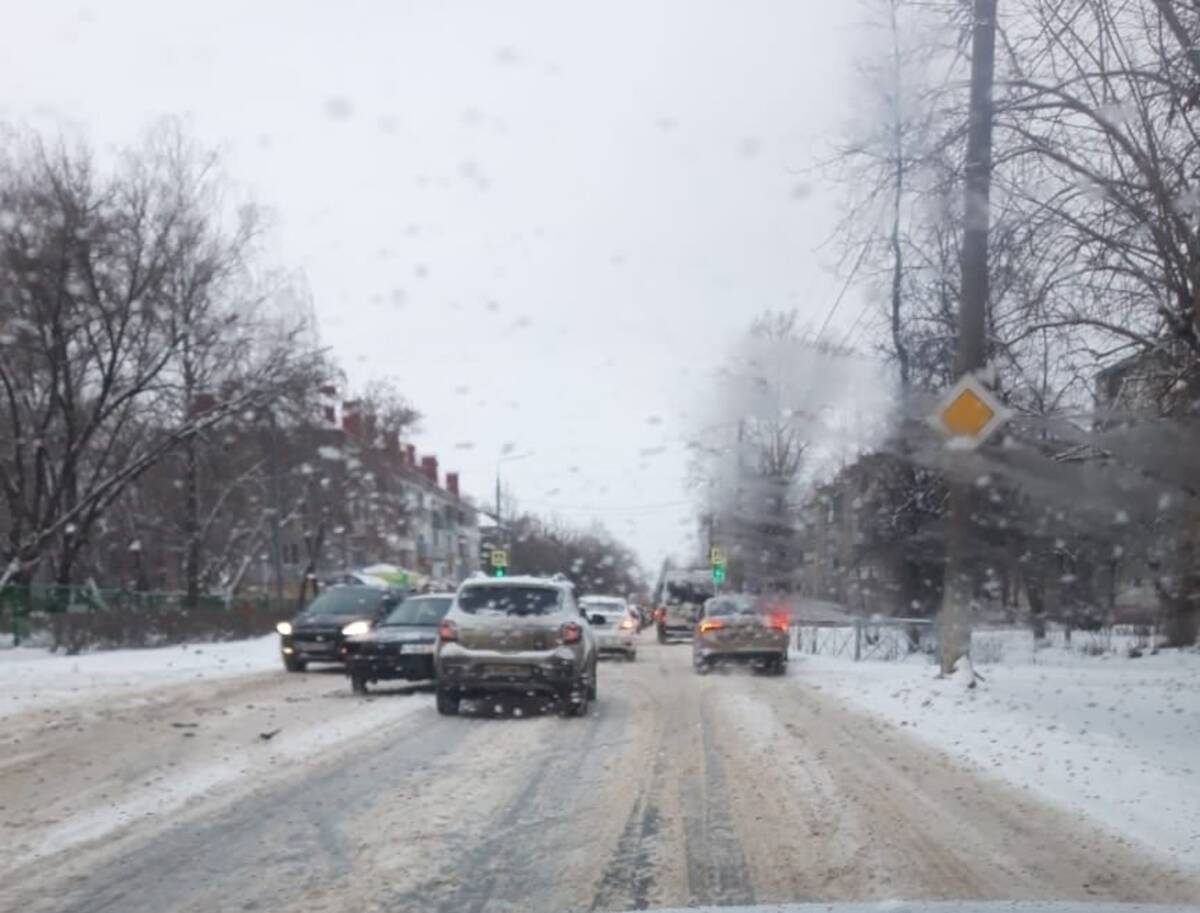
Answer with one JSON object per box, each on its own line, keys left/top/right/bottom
{"left": 560, "top": 621, "right": 583, "bottom": 644}
{"left": 655, "top": 608, "right": 666, "bottom": 622}
{"left": 438, "top": 620, "right": 458, "bottom": 642}
{"left": 699, "top": 619, "right": 725, "bottom": 634}
{"left": 765, "top": 612, "right": 789, "bottom": 632}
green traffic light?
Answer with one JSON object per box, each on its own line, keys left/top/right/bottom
{"left": 494, "top": 567, "right": 507, "bottom": 578}
{"left": 712, "top": 565, "right": 726, "bottom": 584}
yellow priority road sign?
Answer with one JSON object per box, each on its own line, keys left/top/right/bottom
{"left": 489, "top": 548, "right": 509, "bottom": 568}
{"left": 710, "top": 546, "right": 727, "bottom": 567}
{"left": 930, "top": 373, "right": 1009, "bottom": 449}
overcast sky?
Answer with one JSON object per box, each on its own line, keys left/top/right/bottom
{"left": 2, "top": 0, "right": 867, "bottom": 572}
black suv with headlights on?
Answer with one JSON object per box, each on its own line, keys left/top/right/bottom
{"left": 276, "top": 585, "right": 400, "bottom": 671}
{"left": 340, "top": 592, "right": 455, "bottom": 692}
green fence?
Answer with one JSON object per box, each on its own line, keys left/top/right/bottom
{"left": 1, "top": 585, "right": 294, "bottom": 652}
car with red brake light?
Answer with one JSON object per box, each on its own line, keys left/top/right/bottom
{"left": 693, "top": 593, "right": 789, "bottom": 674}
{"left": 340, "top": 592, "right": 454, "bottom": 693}
{"left": 580, "top": 595, "right": 639, "bottom": 660}
{"left": 434, "top": 574, "right": 598, "bottom": 717}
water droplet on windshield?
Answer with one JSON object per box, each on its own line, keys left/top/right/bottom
{"left": 324, "top": 96, "right": 354, "bottom": 120}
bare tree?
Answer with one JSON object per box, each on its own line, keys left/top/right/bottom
{"left": 0, "top": 126, "right": 324, "bottom": 591}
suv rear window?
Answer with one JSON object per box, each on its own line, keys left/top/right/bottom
{"left": 458, "top": 585, "right": 561, "bottom": 616}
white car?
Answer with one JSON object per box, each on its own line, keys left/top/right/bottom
{"left": 580, "top": 596, "right": 639, "bottom": 661}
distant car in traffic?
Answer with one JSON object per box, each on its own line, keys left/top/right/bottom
{"left": 340, "top": 592, "right": 455, "bottom": 692}
{"left": 276, "top": 586, "right": 400, "bottom": 671}
{"left": 434, "top": 575, "right": 597, "bottom": 717}
{"left": 580, "top": 595, "right": 639, "bottom": 660}
{"left": 693, "top": 593, "right": 789, "bottom": 675}
{"left": 654, "top": 568, "right": 715, "bottom": 642}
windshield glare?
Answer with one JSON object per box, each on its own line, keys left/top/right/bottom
{"left": 382, "top": 596, "right": 452, "bottom": 626}
{"left": 305, "top": 588, "right": 387, "bottom": 616}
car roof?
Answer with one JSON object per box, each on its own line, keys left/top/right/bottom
{"left": 405, "top": 591, "right": 456, "bottom": 598}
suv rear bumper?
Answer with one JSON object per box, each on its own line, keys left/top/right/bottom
{"left": 657, "top": 623, "right": 694, "bottom": 639}
{"left": 437, "top": 658, "right": 578, "bottom": 694}
{"left": 695, "top": 648, "right": 786, "bottom": 664}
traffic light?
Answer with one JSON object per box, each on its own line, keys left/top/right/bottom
{"left": 710, "top": 545, "right": 726, "bottom": 586}
{"left": 493, "top": 565, "right": 507, "bottom": 578}
{"left": 489, "top": 548, "right": 509, "bottom": 578}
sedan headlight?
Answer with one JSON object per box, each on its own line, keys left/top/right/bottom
{"left": 276, "top": 621, "right": 293, "bottom": 636}
{"left": 341, "top": 620, "right": 372, "bottom": 637}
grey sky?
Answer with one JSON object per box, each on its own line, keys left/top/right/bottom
{"left": 2, "top": 0, "right": 864, "bottom": 572}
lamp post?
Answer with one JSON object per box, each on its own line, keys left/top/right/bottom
{"left": 495, "top": 449, "right": 534, "bottom": 570}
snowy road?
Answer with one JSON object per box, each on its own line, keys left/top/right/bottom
{"left": 2, "top": 639, "right": 1198, "bottom": 913}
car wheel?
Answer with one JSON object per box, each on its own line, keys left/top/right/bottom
{"left": 350, "top": 674, "right": 368, "bottom": 694}
{"left": 694, "top": 656, "right": 710, "bottom": 675}
{"left": 436, "top": 687, "right": 460, "bottom": 716}
{"left": 283, "top": 655, "right": 306, "bottom": 673}
{"left": 627, "top": 649, "right": 637, "bottom": 662}
{"left": 773, "top": 655, "right": 789, "bottom": 676}
{"left": 657, "top": 628, "right": 667, "bottom": 644}
{"left": 562, "top": 689, "right": 589, "bottom": 718}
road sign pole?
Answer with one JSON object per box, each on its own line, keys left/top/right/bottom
{"left": 940, "top": 0, "right": 996, "bottom": 677}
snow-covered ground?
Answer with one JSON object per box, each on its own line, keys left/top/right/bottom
{"left": 796, "top": 638, "right": 1200, "bottom": 870}
{"left": 0, "top": 635, "right": 431, "bottom": 868}
{"left": 0, "top": 636, "right": 283, "bottom": 721}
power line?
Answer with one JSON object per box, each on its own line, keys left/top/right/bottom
{"left": 813, "top": 238, "right": 873, "bottom": 343}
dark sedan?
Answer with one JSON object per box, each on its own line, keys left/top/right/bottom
{"left": 276, "top": 586, "right": 400, "bottom": 671}
{"left": 341, "top": 593, "right": 454, "bottom": 693}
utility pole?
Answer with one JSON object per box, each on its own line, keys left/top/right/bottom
{"left": 266, "top": 408, "right": 285, "bottom": 605}
{"left": 940, "top": 0, "right": 997, "bottom": 675}
{"left": 495, "top": 471, "right": 501, "bottom": 534}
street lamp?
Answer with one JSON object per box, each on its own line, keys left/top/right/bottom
{"left": 495, "top": 449, "right": 534, "bottom": 572}
{"left": 495, "top": 449, "right": 534, "bottom": 524}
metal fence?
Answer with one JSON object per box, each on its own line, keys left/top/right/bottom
{"left": 792, "top": 618, "right": 937, "bottom": 661}
{"left": 1, "top": 584, "right": 292, "bottom": 651}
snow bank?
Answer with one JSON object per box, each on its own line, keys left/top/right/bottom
{"left": 0, "top": 636, "right": 281, "bottom": 721}
{"left": 797, "top": 647, "right": 1200, "bottom": 869}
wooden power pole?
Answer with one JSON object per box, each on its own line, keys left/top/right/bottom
{"left": 940, "top": 0, "right": 998, "bottom": 675}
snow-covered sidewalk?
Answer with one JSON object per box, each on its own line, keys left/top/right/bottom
{"left": 0, "top": 636, "right": 282, "bottom": 721}
{"left": 796, "top": 644, "right": 1200, "bottom": 870}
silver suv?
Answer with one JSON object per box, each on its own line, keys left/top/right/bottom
{"left": 434, "top": 575, "right": 598, "bottom": 717}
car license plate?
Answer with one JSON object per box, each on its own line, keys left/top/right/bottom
{"left": 296, "top": 640, "right": 333, "bottom": 652}
{"left": 483, "top": 664, "right": 530, "bottom": 678}
{"left": 400, "top": 643, "right": 434, "bottom": 654}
